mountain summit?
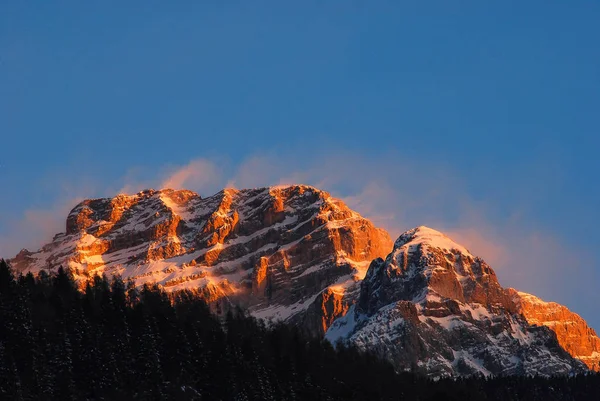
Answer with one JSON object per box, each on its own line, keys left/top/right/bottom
{"left": 326, "top": 226, "right": 587, "bottom": 377}
{"left": 9, "top": 187, "right": 599, "bottom": 377}
{"left": 11, "top": 185, "right": 393, "bottom": 335}
{"left": 394, "top": 225, "right": 472, "bottom": 255}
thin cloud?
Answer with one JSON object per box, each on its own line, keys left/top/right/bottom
{"left": 160, "top": 159, "right": 223, "bottom": 193}
{"left": 0, "top": 197, "right": 83, "bottom": 258}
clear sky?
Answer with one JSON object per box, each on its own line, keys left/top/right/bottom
{"left": 1, "top": 2, "right": 599, "bottom": 327}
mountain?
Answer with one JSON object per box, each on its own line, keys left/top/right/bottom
{"left": 9, "top": 186, "right": 599, "bottom": 378}
{"left": 10, "top": 185, "right": 392, "bottom": 335}
{"left": 326, "top": 226, "right": 587, "bottom": 377}
{"left": 510, "top": 290, "right": 600, "bottom": 371}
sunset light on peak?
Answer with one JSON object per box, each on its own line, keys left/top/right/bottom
{"left": 1, "top": 2, "right": 599, "bottom": 398}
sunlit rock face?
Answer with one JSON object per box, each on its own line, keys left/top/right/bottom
{"left": 326, "top": 226, "right": 587, "bottom": 378}
{"left": 10, "top": 185, "right": 393, "bottom": 335}
{"left": 10, "top": 188, "right": 599, "bottom": 376}
{"left": 510, "top": 290, "right": 600, "bottom": 371}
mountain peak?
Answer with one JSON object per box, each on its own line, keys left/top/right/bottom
{"left": 330, "top": 228, "right": 586, "bottom": 378}
{"left": 360, "top": 225, "right": 508, "bottom": 315}
{"left": 268, "top": 183, "right": 320, "bottom": 191}
{"left": 394, "top": 225, "right": 472, "bottom": 256}
{"left": 11, "top": 184, "right": 393, "bottom": 336}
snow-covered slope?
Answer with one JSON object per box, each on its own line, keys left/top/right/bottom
{"left": 9, "top": 190, "right": 598, "bottom": 377}
{"left": 11, "top": 185, "right": 393, "bottom": 335}
{"left": 326, "top": 226, "right": 587, "bottom": 377}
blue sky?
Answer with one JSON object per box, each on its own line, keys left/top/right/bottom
{"left": 1, "top": 2, "right": 599, "bottom": 326}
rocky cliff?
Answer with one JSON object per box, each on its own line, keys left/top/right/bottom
{"left": 326, "top": 226, "right": 587, "bottom": 377}
{"left": 9, "top": 187, "right": 600, "bottom": 377}
{"left": 510, "top": 290, "right": 600, "bottom": 371}
{"left": 11, "top": 185, "right": 392, "bottom": 335}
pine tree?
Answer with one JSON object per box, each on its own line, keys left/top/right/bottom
{"left": 50, "top": 333, "right": 76, "bottom": 400}
{"left": 0, "top": 340, "right": 12, "bottom": 398}
{"left": 1, "top": 262, "right": 600, "bottom": 400}
{"left": 136, "top": 315, "right": 166, "bottom": 399}
{"left": 0, "top": 340, "right": 24, "bottom": 401}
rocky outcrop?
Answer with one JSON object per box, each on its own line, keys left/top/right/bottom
{"left": 358, "top": 228, "right": 515, "bottom": 316}
{"left": 11, "top": 185, "right": 392, "bottom": 335}
{"left": 10, "top": 189, "right": 599, "bottom": 377}
{"left": 326, "top": 226, "right": 587, "bottom": 377}
{"left": 510, "top": 290, "right": 600, "bottom": 371}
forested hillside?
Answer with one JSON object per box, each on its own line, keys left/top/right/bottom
{"left": 0, "top": 259, "right": 598, "bottom": 401}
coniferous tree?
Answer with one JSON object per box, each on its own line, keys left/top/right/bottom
{"left": 1, "top": 259, "right": 600, "bottom": 400}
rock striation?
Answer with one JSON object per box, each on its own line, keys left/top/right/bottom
{"left": 11, "top": 185, "right": 392, "bottom": 335}
{"left": 10, "top": 187, "right": 600, "bottom": 377}
{"left": 510, "top": 290, "right": 600, "bottom": 371}
{"left": 326, "top": 226, "right": 587, "bottom": 377}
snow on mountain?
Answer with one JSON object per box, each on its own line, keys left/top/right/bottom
{"left": 10, "top": 185, "right": 393, "bottom": 335}
{"left": 9, "top": 188, "right": 599, "bottom": 378}
{"left": 326, "top": 226, "right": 587, "bottom": 377}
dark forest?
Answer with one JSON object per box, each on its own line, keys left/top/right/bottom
{"left": 0, "top": 260, "right": 598, "bottom": 401}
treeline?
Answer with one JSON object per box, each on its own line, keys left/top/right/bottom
{"left": 0, "top": 260, "right": 599, "bottom": 401}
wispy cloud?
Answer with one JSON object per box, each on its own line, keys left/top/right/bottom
{"left": 160, "top": 159, "right": 223, "bottom": 192}
{"left": 0, "top": 197, "right": 83, "bottom": 258}
{"left": 0, "top": 172, "right": 100, "bottom": 258}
